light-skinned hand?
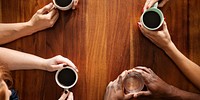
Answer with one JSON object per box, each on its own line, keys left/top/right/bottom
{"left": 72, "top": 0, "right": 79, "bottom": 10}
{"left": 44, "top": 55, "right": 78, "bottom": 72}
{"left": 28, "top": 3, "right": 59, "bottom": 33}
{"left": 138, "top": 21, "right": 173, "bottom": 51}
{"left": 59, "top": 91, "right": 74, "bottom": 100}
{"left": 143, "top": 0, "right": 169, "bottom": 11}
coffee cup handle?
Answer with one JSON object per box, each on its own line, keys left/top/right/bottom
{"left": 64, "top": 89, "right": 69, "bottom": 93}
{"left": 152, "top": 2, "right": 158, "bottom": 8}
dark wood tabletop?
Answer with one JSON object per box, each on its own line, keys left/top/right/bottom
{"left": 0, "top": 0, "right": 199, "bottom": 100}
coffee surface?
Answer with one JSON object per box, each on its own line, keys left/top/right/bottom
{"left": 143, "top": 11, "right": 161, "bottom": 28}
{"left": 55, "top": 0, "right": 72, "bottom": 7}
{"left": 58, "top": 68, "right": 76, "bottom": 86}
{"left": 124, "top": 76, "right": 141, "bottom": 91}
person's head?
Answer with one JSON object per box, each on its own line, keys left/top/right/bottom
{"left": 0, "top": 66, "right": 13, "bottom": 100}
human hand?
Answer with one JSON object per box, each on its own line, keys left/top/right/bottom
{"left": 44, "top": 55, "right": 78, "bottom": 72}
{"left": 143, "top": 0, "right": 169, "bottom": 11}
{"left": 72, "top": 0, "right": 79, "bottom": 10}
{"left": 28, "top": 3, "right": 59, "bottom": 33}
{"left": 59, "top": 91, "right": 74, "bottom": 100}
{"left": 104, "top": 70, "right": 134, "bottom": 100}
{"left": 138, "top": 21, "right": 173, "bottom": 50}
{"left": 130, "top": 66, "right": 173, "bottom": 98}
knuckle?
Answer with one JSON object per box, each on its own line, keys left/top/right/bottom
{"left": 56, "top": 55, "right": 63, "bottom": 59}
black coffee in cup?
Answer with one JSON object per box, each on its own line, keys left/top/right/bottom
{"left": 143, "top": 11, "right": 161, "bottom": 28}
{"left": 57, "top": 68, "right": 76, "bottom": 86}
{"left": 55, "top": 0, "right": 72, "bottom": 7}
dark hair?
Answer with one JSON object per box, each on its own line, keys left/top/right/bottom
{"left": 0, "top": 66, "right": 13, "bottom": 88}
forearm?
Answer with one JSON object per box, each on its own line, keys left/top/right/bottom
{"left": 0, "top": 21, "right": 37, "bottom": 45}
{"left": 164, "top": 42, "right": 200, "bottom": 89}
{"left": 167, "top": 85, "right": 200, "bottom": 100}
{"left": 0, "top": 47, "right": 47, "bottom": 70}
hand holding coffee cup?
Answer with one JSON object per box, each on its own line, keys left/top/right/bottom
{"left": 53, "top": 0, "right": 79, "bottom": 10}
{"left": 55, "top": 66, "right": 78, "bottom": 91}
{"left": 140, "top": 2, "right": 164, "bottom": 30}
{"left": 143, "top": 0, "right": 169, "bottom": 11}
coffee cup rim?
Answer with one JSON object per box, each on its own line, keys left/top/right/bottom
{"left": 123, "top": 72, "right": 144, "bottom": 93}
{"left": 141, "top": 8, "right": 164, "bottom": 30}
{"left": 53, "top": 0, "right": 74, "bottom": 10}
{"left": 55, "top": 67, "right": 78, "bottom": 89}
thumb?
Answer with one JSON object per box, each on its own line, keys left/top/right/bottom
{"left": 162, "top": 21, "right": 168, "bottom": 31}
{"left": 67, "top": 92, "right": 74, "bottom": 100}
{"left": 148, "top": 0, "right": 159, "bottom": 9}
{"left": 158, "top": 0, "right": 168, "bottom": 7}
{"left": 59, "top": 91, "right": 69, "bottom": 100}
{"left": 72, "top": 0, "right": 79, "bottom": 10}
{"left": 133, "top": 91, "right": 151, "bottom": 98}
{"left": 37, "top": 3, "right": 54, "bottom": 14}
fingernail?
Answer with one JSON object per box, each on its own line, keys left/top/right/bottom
{"left": 64, "top": 90, "right": 69, "bottom": 94}
{"left": 147, "top": 6, "right": 149, "bottom": 9}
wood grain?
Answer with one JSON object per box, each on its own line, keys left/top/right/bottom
{"left": 0, "top": 0, "right": 199, "bottom": 100}
{"left": 189, "top": 0, "right": 200, "bottom": 92}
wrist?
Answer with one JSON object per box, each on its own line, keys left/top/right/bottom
{"left": 164, "top": 85, "right": 182, "bottom": 99}
{"left": 163, "top": 42, "right": 176, "bottom": 54}
{"left": 39, "top": 58, "right": 49, "bottom": 71}
{"left": 26, "top": 20, "right": 38, "bottom": 35}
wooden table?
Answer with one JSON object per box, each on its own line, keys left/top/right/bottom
{"left": 0, "top": 0, "right": 199, "bottom": 100}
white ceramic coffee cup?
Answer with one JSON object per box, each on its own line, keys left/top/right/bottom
{"left": 55, "top": 67, "right": 78, "bottom": 91}
{"left": 140, "top": 2, "right": 164, "bottom": 30}
{"left": 53, "top": 0, "right": 74, "bottom": 10}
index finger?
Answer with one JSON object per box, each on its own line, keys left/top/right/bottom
{"left": 59, "top": 91, "right": 69, "bottom": 100}
{"left": 57, "top": 56, "right": 78, "bottom": 72}
{"left": 67, "top": 92, "right": 74, "bottom": 100}
{"left": 131, "top": 69, "right": 150, "bottom": 84}
{"left": 138, "top": 22, "right": 158, "bottom": 37}
{"left": 143, "top": 0, "right": 151, "bottom": 11}
{"left": 37, "top": 3, "right": 54, "bottom": 14}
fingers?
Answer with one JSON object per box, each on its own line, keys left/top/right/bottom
{"left": 117, "top": 75, "right": 122, "bottom": 85}
{"left": 124, "top": 93, "right": 134, "bottom": 100}
{"left": 158, "top": 0, "right": 168, "bottom": 7}
{"left": 72, "top": 0, "right": 79, "bottom": 10}
{"left": 59, "top": 91, "right": 69, "bottom": 100}
{"left": 67, "top": 92, "right": 74, "bottom": 100}
{"left": 45, "top": 9, "right": 57, "bottom": 19}
{"left": 56, "top": 55, "right": 78, "bottom": 72}
{"left": 135, "top": 66, "right": 151, "bottom": 73}
{"left": 133, "top": 91, "right": 151, "bottom": 98}
{"left": 162, "top": 21, "right": 168, "bottom": 31}
{"left": 120, "top": 70, "right": 128, "bottom": 79}
{"left": 148, "top": 0, "right": 159, "bottom": 9}
{"left": 51, "top": 63, "right": 65, "bottom": 71}
{"left": 138, "top": 22, "right": 156, "bottom": 36}
{"left": 143, "top": 0, "right": 158, "bottom": 11}
{"left": 37, "top": 3, "right": 54, "bottom": 14}
{"left": 48, "top": 9, "right": 59, "bottom": 27}
{"left": 143, "top": 0, "right": 150, "bottom": 11}
{"left": 132, "top": 68, "right": 150, "bottom": 84}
